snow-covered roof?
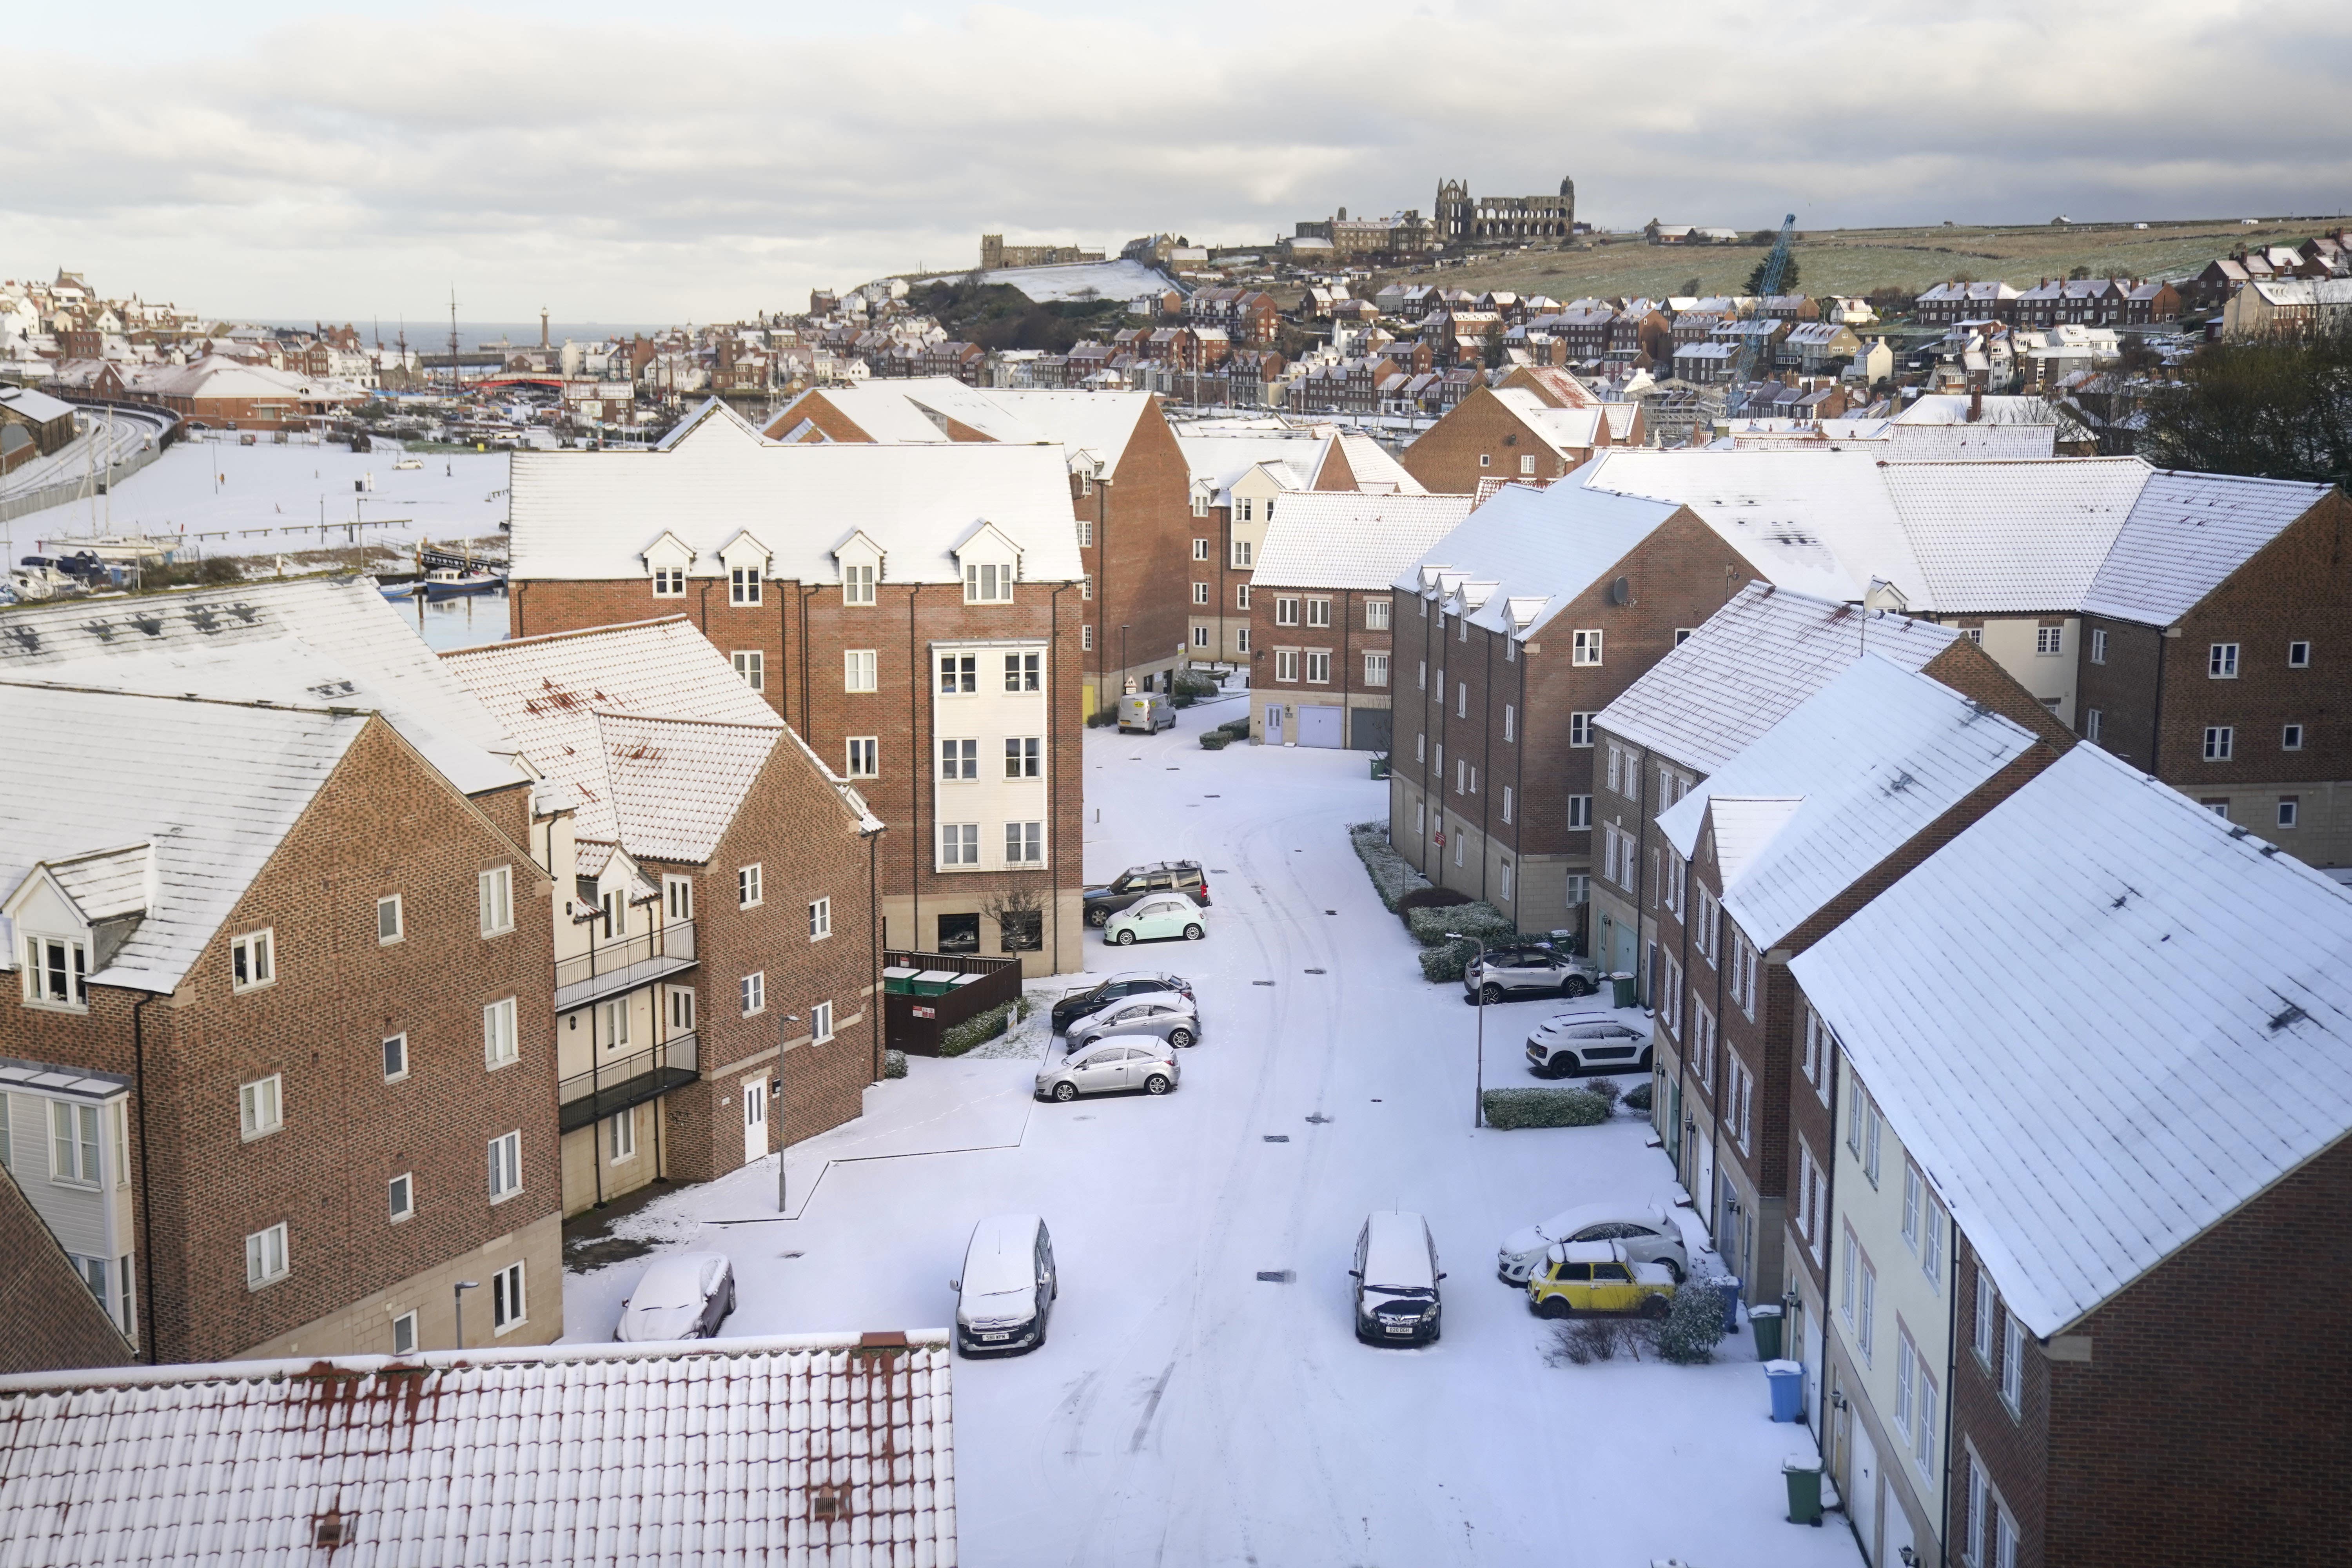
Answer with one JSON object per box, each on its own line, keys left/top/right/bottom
{"left": 2079, "top": 469, "right": 2337, "bottom": 626}
{"left": 1655, "top": 655, "right": 2042, "bottom": 947}
{"left": 0, "top": 686, "right": 365, "bottom": 993}
{"left": 775, "top": 378, "right": 1160, "bottom": 475}
{"left": 1251, "top": 493, "right": 1478, "bottom": 592}
{"left": 1791, "top": 742, "right": 2352, "bottom": 1338}
{"left": 0, "top": 577, "right": 524, "bottom": 796}
{"left": 509, "top": 401, "right": 1082, "bottom": 586}
{"left": 442, "top": 619, "right": 880, "bottom": 857}
{"left": 1595, "top": 582, "right": 1962, "bottom": 773}
{"left": 1891, "top": 394, "right": 2055, "bottom": 425}
{"left": 1395, "top": 483, "right": 1684, "bottom": 640}
{"left": 1881, "top": 459, "right": 2147, "bottom": 613}
{"left": 0, "top": 1332, "right": 957, "bottom": 1566}
{"left": 0, "top": 385, "right": 76, "bottom": 423}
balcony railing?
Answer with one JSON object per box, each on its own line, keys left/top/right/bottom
{"left": 554, "top": 918, "right": 696, "bottom": 1013}
{"left": 558, "top": 1031, "right": 699, "bottom": 1133}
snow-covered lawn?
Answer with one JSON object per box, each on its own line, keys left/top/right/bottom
{"left": 565, "top": 693, "right": 1859, "bottom": 1568}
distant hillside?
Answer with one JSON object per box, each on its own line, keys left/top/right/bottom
{"left": 907, "top": 280, "right": 1131, "bottom": 352}
{"left": 1369, "top": 218, "right": 2329, "bottom": 305}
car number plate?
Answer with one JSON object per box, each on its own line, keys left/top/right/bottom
{"left": 1384, "top": 1323, "right": 1414, "bottom": 1336}
{"left": 980, "top": 1331, "right": 1010, "bottom": 1341}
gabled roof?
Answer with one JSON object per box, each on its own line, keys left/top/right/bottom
{"left": 1882, "top": 458, "right": 2149, "bottom": 612}
{"left": 1394, "top": 483, "right": 1686, "bottom": 639}
{"left": 1595, "top": 581, "right": 1962, "bottom": 773}
{"left": 1655, "top": 655, "right": 2042, "bottom": 947}
{"left": 2078, "top": 469, "right": 2336, "bottom": 626}
{"left": 1791, "top": 742, "right": 2352, "bottom": 1338}
{"left": 0, "top": 577, "right": 523, "bottom": 795}
{"left": 769, "top": 377, "right": 1158, "bottom": 471}
{"left": 0, "top": 1332, "right": 957, "bottom": 1566}
{"left": 0, "top": 686, "right": 366, "bottom": 992}
{"left": 1251, "top": 492, "right": 1479, "bottom": 592}
{"left": 508, "top": 406, "right": 1081, "bottom": 586}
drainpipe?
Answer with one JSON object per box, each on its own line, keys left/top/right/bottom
{"left": 1942, "top": 1201, "right": 1962, "bottom": 1541}
{"left": 1341, "top": 590, "right": 1353, "bottom": 752}
{"left": 1479, "top": 627, "right": 1494, "bottom": 902}
{"left": 909, "top": 583, "right": 923, "bottom": 951}
{"left": 1051, "top": 582, "right": 1068, "bottom": 972}
{"left": 2149, "top": 622, "right": 2169, "bottom": 773}
{"left": 1630, "top": 742, "right": 1652, "bottom": 993}
{"left": 867, "top": 824, "right": 882, "bottom": 1083}
{"left": 1819, "top": 1042, "right": 1842, "bottom": 1448}
{"left": 131, "top": 992, "right": 157, "bottom": 1363}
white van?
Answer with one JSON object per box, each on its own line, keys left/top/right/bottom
{"left": 1118, "top": 693, "right": 1174, "bottom": 733}
{"left": 951, "top": 1213, "right": 1058, "bottom": 1356}
{"left": 1350, "top": 1210, "right": 1444, "bottom": 1346}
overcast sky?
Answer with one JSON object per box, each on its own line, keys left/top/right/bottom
{"left": 10, "top": 0, "right": 2352, "bottom": 322}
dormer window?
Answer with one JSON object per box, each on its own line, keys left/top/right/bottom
{"left": 23, "top": 934, "right": 87, "bottom": 1009}
{"left": 843, "top": 564, "right": 875, "bottom": 606}
{"left": 964, "top": 562, "right": 1013, "bottom": 604}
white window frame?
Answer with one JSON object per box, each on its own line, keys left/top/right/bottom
{"left": 231, "top": 928, "right": 275, "bottom": 991}
{"left": 239, "top": 1074, "right": 283, "bottom": 1142}
{"left": 1974, "top": 1269, "right": 1998, "bottom": 1365}
{"left": 731, "top": 650, "right": 765, "bottom": 691}
{"left": 844, "top": 650, "right": 878, "bottom": 692}
{"left": 1364, "top": 652, "right": 1389, "bottom": 688}
{"left": 2287, "top": 639, "right": 2310, "bottom": 668}
{"left": 488, "top": 1130, "right": 524, "bottom": 1202}
{"left": 2000, "top": 1311, "right": 2024, "bottom": 1414}
{"left": 1564, "top": 874, "right": 1590, "bottom": 908}
{"left": 376, "top": 895, "right": 403, "bottom": 946}
{"left": 1305, "top": 650, "right": 1331, "bottom": 684}
{"left": 741, "top": 971, "right": 766, "bottom": 1016}
{"left": 1192, "top": 537, "right": 1210, "bottom": 560}
{"left": 1005, "top": 821, "right": 1044, "bottom": 864}
{"left": 652, "top": 566, "right": 686, "bottom": 598}
{"left": 382, "top": 1033, "right": 408, "bottom": 1083}
{"left": 1503, "top": 704, "right": 1515, "bottom": 742}
{"left": 729, "top": 567, "right": 762, "bottom": 606}
{"left": 2209, "top": 641, "right": 2239, "bottom": 678}
{"left": 2283, "top": 722, "right": 2304, "bottom": 751}
{"left": 1569, "top": 712, "right": 1593, "bottom": 748}
{"left": 807, "top": 896, "right": 833, "bottom": 942}
{"left": 392, "top": 1310, "right": 419, "bottom": 1356}
{"left": 842, "top": 563, "right": 876, "bottom": 606}
{"left": 738, "top": 864, "right": 763, "bottom": 908}
{"left": 1273, "top": 649, "right": 1299, "bottom": 683}
{"left": 938, "top": 736, "right": 978, "bottom": 782}
{"left": 1501, "top": 785, "right": 1514, "bottom": 825}
{"left": 2090, "top": 626, "right": 2107, "bottom": 664}
{"left": 388, "top": 1171, "right": 414, "bottom": 1223}
{"left": 491, "top": 1259, "right": 526, "bottom": 1334}
{"left": 1305, "top": 597, "right": 1331, "bottom": 629}
{"left": 245, "top": 1222, "right": 289, "bottom": 1290}
{"left": 22, "top": 934, "right": 89, "bottom": 1009}
{"left": 846, "top": 737, "right": 878, "bottom": 778}
{"left": 2085, "top": 707, "right": 2103, "bottom": 742}
{"left": 49, "top": 1100, "right": 101, "bottom": 1185}
{"left": 1568, "top": 794, "right": 1592, "bottom": 829}
{"left": 938, "top": 822, "right": 980, "bottom": 866}
{"left": 1005, "top": 736, "right": 1042, "bottom": 779}
{"left": 1274, "top": 596, "right": 1299, "bottom": 627}
{"left": 477, "top": 867, "right": 514, "bottom": 937}
{"left": 1365, "top": 598, "right": 1390, "bottom": 630}
{"left": 963, "top": 561, "right": 1014, "bottom": 604}
{"left": 2203, "top": 725, "right": 2233, "bottom": 761}
{"left": 483, "top": 997, "right": 519, "bottom": 1069}
{"left": 1230, "top": 540, "right": 1253, "bottom": 569}
{"left": 812, "top": 1000, "right": 835, "bottom": 1043}
{"left": 1192, "top": 581, "right": 1209, "bottom": 606}
{"left": 1235, "top": 584, "right": 1250, "bottom": 611}
{"left": 610, "top": 1105, "right": 637, "bottom": 1161}
{"left": 1571, "top": 628, "right": 1603, "bottom": 666}
{"left": 2034, "top": 624, "right": 2063, "bottom": 656}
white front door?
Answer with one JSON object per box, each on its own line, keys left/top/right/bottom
{"left": 1851, "top": 1419, "right": 1880, "bottom": 1564}
{"left": 743, "top": 1075, "right": 769, "bottom": 1165}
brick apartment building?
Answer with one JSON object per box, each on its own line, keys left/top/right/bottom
{"left": 1399, "top": 366, "right": 1641, "bottom": 494}
{"left": 1790, "top": 742, "right": 2352, "bottom": 1568}
{"left": 1387, "top": 482, "right": 1766, "bottom": 929}
{"left": 764, "top": 378, "right": 1195, "bottom": 713}
{"left": 1172, "top": 425, "right": 1430, "bottom": 667}
{"left": 505, "top": 400, "right": 1088, "bottom": 972}
{"left": 0, "top": 684, "right": 561, "bottom": 1366}
{"left": 1247, "top": 491, "right": 1475, "bottom": 751}
{"left": 444, "top": 620, "right": 884, "bottom": 1206}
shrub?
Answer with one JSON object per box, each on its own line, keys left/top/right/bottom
{"left": 1481, "top": 1086, "right": 1613, "bottom": 1129}
{"left": 1172, "top": 670, "right": 1221, "bottom": 699}
{"left": 1623, "top": 1080, "right": 1653, "bottom": 1113}
{"left": 882, "top": 1050, "right": 908, "bottom": 1080}
{"left": 1219, "top": 717, "right": 1252, "bottom": 740}
{"left": 1653, "top": 1281, "right": 1727, "bottom": 1365}
{"left": 1199, "top": 732, "right": 1232, "bottom": 750}
{"left": 1405, "top": 900, "right": 1514, "bottom": 949}
{"left": 1419, "top": 939, "right": 1476, "bottom": 984}
{"left": 1584, "top": 1077, "right": 1622, "bottom": 1113}
{"left": 1396, "top": 886, "right": 1472, "bottom": 915}
{"left": 940, "top": 1002, "right": 1014, "bottom": 1057}
{"left": 1543, "top": 1319, "right": 1634, "bottom": 1367}
{"left": 1348, "top": 821, "right": 1431, "bottom": 913}
{"left": 1084, "top": 708, "right": 1116, "bottom": 728}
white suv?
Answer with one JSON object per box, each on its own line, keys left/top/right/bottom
{"left": 1524, "top": 1011, "right": 1651, "bottom": 1077}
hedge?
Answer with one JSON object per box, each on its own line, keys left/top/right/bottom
{"left": 1623, "top": 1080, "right": 1653, "bottom": 1112}
{"left": 1219, "top": 717, "right": 1252, "bottom": 739}
{"left": 1405, "top": 900, "right": 1514, "bottom": 949}
{"left": 1482, "top": 1086, "right": 1615, "bottom": 1129}
{"left": 940, "top": 1002, "right": 1014, "bottom": 1057}
{"left": 1396, "top": 886, "right": 1472, "bottom": 915}
{"left": 1348, "top": 821, "right": 1432, "bottom": 913}
{"left": 1199, "top": 732, "right": 1232, "bottom": 750}
{"left": 1419, "top": 939, "right": 1477, "bottom": 983}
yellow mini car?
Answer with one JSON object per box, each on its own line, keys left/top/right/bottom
{"left": 1526, "top": 1240, "right": 1677, "bottom": 1319}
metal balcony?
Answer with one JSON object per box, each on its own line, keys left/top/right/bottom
{"left": 554, "top": 919, "right": 696, "bottom": 1013}
{"left": 558, "top": 1031, "right": 699, "bottom": 1134}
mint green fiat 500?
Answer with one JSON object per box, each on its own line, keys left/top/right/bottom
{"left": 1103, "top": 892, "right": 1208, "bottom": 946}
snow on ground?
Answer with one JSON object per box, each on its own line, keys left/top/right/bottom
{"left": 5, "top": 436, "right": 511, "bottom": 557}
{"left": 565, "top": 692, "right": 1857, "bottom": 1568}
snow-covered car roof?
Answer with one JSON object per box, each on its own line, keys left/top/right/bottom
{"left": 1536, "top": 1202, "right": 1671, "bottom": 1242}
{"left": 1546, "top": 1241, "right": 1627, "bottom": 1265}
{"left": 962, "top": 1215, "right": 1042, "bottom": 1298}
{"left": 629, "top": 1252, "right": 728, "bottom": 1310}
{"left": 1362, "top": 1212, "right": 1434, "bottom": 1290}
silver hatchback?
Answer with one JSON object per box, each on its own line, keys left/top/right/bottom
{"left": 1067, "top": 994, "right": 1202, "bottom": 1050}
{"left": 1036, "top": 1040, "right": 1180, "bottom": 1102}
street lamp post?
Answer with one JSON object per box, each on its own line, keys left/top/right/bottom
{"left": 773, "top": 1013, "right": 800, "bottom": 1214}
{"left": 1449, "top": 933, "right": 1488, "bottom": 1128}
{"left": 452, "top": 1279, "right": 479, "bottom": 1351}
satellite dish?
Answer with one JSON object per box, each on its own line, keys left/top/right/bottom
{"left": 1607, "top": 575, "right": 1632, "bottom": 605}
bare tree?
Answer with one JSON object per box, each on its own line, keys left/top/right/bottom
{"left": 982, "top": 886, "right": 1045, "bottom": 953}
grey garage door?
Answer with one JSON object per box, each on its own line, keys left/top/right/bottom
{"left": 1348, "top": 706, "right": 1391, "bottom": 752}
{"left": 1297, "top": 705, "right": 1343, "bottom": 748}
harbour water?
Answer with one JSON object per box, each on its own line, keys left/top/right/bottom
{"left": 399, "top": 584, "right": 509, "bottom": 651}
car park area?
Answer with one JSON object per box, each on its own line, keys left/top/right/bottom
{"left": 562, "top": 704, "right": 1860, "bottom": 1568}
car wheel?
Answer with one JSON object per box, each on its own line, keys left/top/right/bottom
{"left": 1167, "top": 1027, "right": 1195, "bottom": 1048}
{"left": 1144, "top": 1073, "right": 1173, "bottom": 1095}
{"left": 1638, "top": 1047, "right": 1654, "bottom": 1072}
{"left": 1480, "top": 983, "right": 1504, "bottom": 1004}
{"left": 1116, "top": 929, "right": 1137, "bottom": 946}
{"left": 1537, "top": 1296, "right": 1572, "bottom": 1320}
{"left": 1663, "top": 1258, "right": 1686, "bottom": 1284}
{"left": 1639, "top": 1295, "right": 1671, "bottom": 1321}
{"left": 1052, "top": 1082, "right": 1079, "bottom": 1102}
{"left": 1086, "top": 909, "right": 1108, "bottom": 927}
{"left": 1427, "top": 1314, "right": 1441, "bottom": 1344}
{"left": 1183, "top": 924, "right": 1203, "bottom": 942}
{"left": 1564, "top": 975, "right": 1595, "bottom": 998}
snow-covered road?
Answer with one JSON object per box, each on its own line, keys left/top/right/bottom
{"left": 564, "top": 692, "right": 1862, "bottom": 1568}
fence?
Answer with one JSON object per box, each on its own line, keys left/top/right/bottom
{"left": 0, "top": 405, "right": 177, "bottom": 525}
{"left": 558, "top": 1032, "right": 699, "bottom": 1133}
{"left": 881, "top": 949, "right": 1023, "bottom": 1056}
{"left": 554, "top": 920, "right": 696, "bottom": 1013}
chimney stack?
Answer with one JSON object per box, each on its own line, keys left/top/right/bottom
{"left": 1968, "top": 382, "right": 1984, "bottom": 423}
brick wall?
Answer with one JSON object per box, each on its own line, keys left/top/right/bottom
{"left": 0, "top": 1162, "right": 135, "bottom": 1373}
{"left": 1398, "top": 386, "right": 1589, "bottom": 495}
{"left": 1247, "top": 586, "right": 1396, "bottom": 747}
{"left": 1083, "top": 401, "right": 1193, "bottom": 702}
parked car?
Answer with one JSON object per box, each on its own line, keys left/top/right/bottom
{"left": 1463, "top": 942, "right": 1596, "bottom": 1005}
{"left": 1351, "top": 1210, "right": 1445, "bottom": 1346}
{"left": 1104, "top": 893, "right": 1207, "bottom": 946}
{"left": 1524, "top": 1011, "right": 1651, "bottom": 1077}
{"left": 1051, "top": 970, "right": 1192, "bottom": 1034}
{"left": 1037, "top": 1038, "right": 1180, "bottom": 1101}
{"left": 1082, "top": 861, "right": 1210, "bottom": 927}
{"left": 613, "top": 1251, "right": 735, "bottom": 1342}
{"left": 1068, "top": 993, "right": 1201, "bottom": 1050}
{"left": 1497, "top": 1201, "right": 1688, "bottom": 1284}
{"left": 1119, "top": 692, "right": 1175, "bottom": 733}
{"left": 1525, "top": 1240, "right": 1676, "bottom": 1319}
{"left": 953, "top": 1213, "right": 1057, "bottom": 1356}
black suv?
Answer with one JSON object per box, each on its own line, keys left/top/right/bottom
{"left": 1051, "top": 970, "right": 1194, "bottom": 1034}
{"left": 1082, "top": 862, "right": 1210, "bottom": 927}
